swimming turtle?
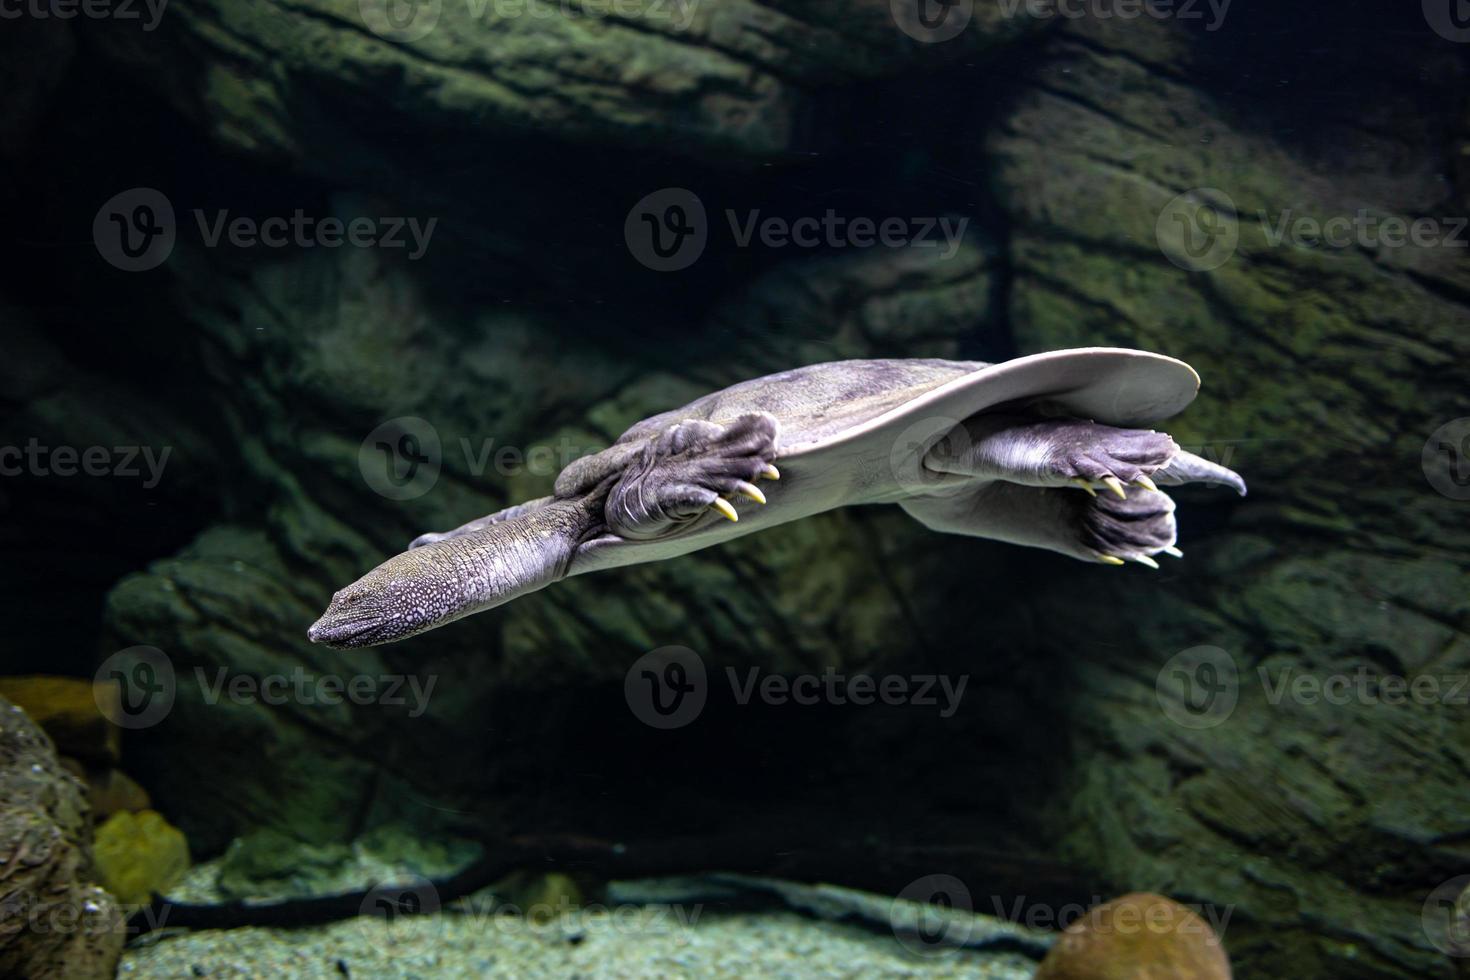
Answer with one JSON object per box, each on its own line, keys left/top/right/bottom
{"left": 309, "top": 348, "right": 1245, "bottom": 648}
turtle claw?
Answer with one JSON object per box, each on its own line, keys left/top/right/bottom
{"left": 1129, "top": 554, "right": 1161, "bottom": 569}
{"left": 711, "top": 498, "right": 740, "bottom": 522}
{"left": 1134, "top": 474, "right": 1159, "bottom": 492}
{"left": 1070, "top": 477, "right": 1098, "bottom": 497}
{"left": 760, "top": 464, "right": 781, "bottom": 481}
{"left": 735, "top": 481, "right": 766, "bottom": 504}
{"left": 1102, "top": 476, "right": 1127, "bottom": 500}
{"left": 1163, "top": 545, "right": 1184, "bottom": 558}
{"left": 1096, "top": 554, "right": 1126, "bottom": 566}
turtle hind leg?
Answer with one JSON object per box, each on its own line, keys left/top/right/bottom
{"left": 926, "top": 415, "right": 1245, "bottom": 499}
{"left": 900, "top": 480, "right": 1179, "bottom": 568}
{"left": 606, "top": 413, "right": 780, "bottom": 541}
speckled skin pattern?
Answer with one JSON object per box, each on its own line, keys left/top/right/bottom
{"left": 308, "top": 357, "right": 1244, "bottom": 648}
{"left": 309, "top": 493, "right": 606, "bottom": 648}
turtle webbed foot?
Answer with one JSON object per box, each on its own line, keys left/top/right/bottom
{"left": 606, "top": 413, "right": 780, "bottom": 540}
{"left": 1042, "top": 423, "right": 1179, "bottom": 498}
{"left": 1076, "top": 485, "right": 1180, "bottom": 567}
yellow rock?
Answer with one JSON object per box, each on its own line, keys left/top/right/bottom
{"left": 93, "top": 810, "right": 190, "bottom": 907}
{"left": 493, "top": 870, "right": 583, "bottom": 922}
{"left": 0, "top": 676, "right": 121, "bottom": 765}
{"left": 1036, "top": 892, "right": 1232, "bottom": 980}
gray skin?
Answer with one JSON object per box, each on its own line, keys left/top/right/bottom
{"left": 309, "top": 351, "right": 1246, "bottom": 649}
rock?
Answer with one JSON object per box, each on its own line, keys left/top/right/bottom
{"left": 984, "top": 10, "right": 1470, "bottom": 979}
{"left": 0, "top": 696, "right": 125, "bottom": 980}
{"left": 58, "top": 759, "right": 153, "bottom": 820}
{"left": 84, "top": 767, "right": 153, "bottom": 821}
{"left": 491, "top": 870, "right": 585, "bottom": 923}
{"left": 1036, "top": 893, "right": 1231, "bottom": 980}
{"left": 214, "top": 827, "right": 353, "bottom": 900}
{"left": 93, "top": 809, "right": 191, "bottom": 907}
{"left": 0, "top": 676, "right": 121, "bottom": 765}
{"left": 87, "top": 0, "right": 1041, "bottom": 175}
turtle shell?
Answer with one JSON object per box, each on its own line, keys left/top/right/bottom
{"left": 569, "top": 348, "right": 1200, "bottom": 575}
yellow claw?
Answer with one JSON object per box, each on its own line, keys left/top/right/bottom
{"left": 760, "top": 464, "right": 781, "bottom": 481}
{"left": 735, "top": 482, "right": 766, "bottom": 505}
{"left": 1134, "top": 474, "right": 1159, "bottom": 493}
{"left": 1097, "top": 554, "right": 1125, "bottom": 566}
{"left": 711, "top": 498, "right": 739, "bottom": 522}
{"left": 1070, "top": 478, "right": 1098, "bottom": 498}
{"left": 1102, "top": 476, "right": 1127, "bottom": 499}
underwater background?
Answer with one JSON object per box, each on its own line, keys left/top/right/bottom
{"left": 1, "top": 0, "right": 1468, "bottom": 977}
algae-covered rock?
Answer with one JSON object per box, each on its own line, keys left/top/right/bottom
{"left": 984, "top": 10, "right": 1470, "bottom": 979}
{"left": 0, "top": 675, "right": 121, "bottom": 765}
{"left": 1036, "top": 893, "right": 1231, "bottom": 980}
{"left": 86, "top": 0, "right": 1043, "bottom": 172}
{"left": 93, "top": 809, "right": 191, "bottom": 907}
{"left": 0, "top": 696, "right": 125, "bottom": 980}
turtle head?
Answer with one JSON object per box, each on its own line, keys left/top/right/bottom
{"left": 308, "top": 501, "right": 588, "bottom": 648}
{"left": 308, "top": 547, "right": 468, "bottom": 649}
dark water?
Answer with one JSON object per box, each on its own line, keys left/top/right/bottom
{"left": 1, "top": 2, "right": 1467, "bottom": 978}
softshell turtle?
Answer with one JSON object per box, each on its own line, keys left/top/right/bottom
{"left": 309, "top": 348, "right": 1245, "bottom": 648}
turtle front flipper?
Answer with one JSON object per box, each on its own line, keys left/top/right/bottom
{"left": 606, "top": 413, "right": 780, "bottom": 541}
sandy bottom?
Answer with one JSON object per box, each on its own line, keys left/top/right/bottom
{"left": 118, "top": 906, "right": 1038, "bottom": 979}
